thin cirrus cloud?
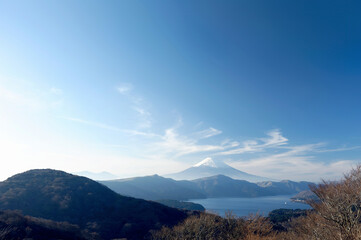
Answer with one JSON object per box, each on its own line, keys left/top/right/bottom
{"left": 213, "top": 130, "right": 360, "bottom": 181}
{"left": 116, "top": 83, "right": 152, "bottom": 129}
{"left": 62, "top": 114, "right": 227, "bottom": 158}
{"left": 193, "top": 127, "right": 222, "bottom": 140}
{"left": 229, "top": 143, "right": 357, "bottom": 181}
{"left": 0, "top": 85, "right": 42, "bottom": 109}
{"left": 117, "top": 83, "right": 133, "bottom": 94}
{"left": 133, "top": 106, "right": 152, "bottom": 129}
{"left": 220, "top": 132, "right": 361, "bottom": 181}
{"left": 314, "top": 146, "right": 361, "bottom": 153}
{"left": 62, "top": 116, "right": 159, "bottom": 138}
{"left": 151, "top": 127, "right": 226, "bottom": 158}
{"left": 62, "top": 117, "right": 123, "bottom": 132}
{"left": 261, "top": 129, "right": 288, "bottom": 146}
{"left": 0, "top": 84, "right": 63, "bottom": 110}
{"left": 218, "top": 129, "right": 288, "bottom": 155}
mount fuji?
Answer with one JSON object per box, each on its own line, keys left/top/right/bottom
{"left": 164, "top": 158, "right": 271, "bottom": 182}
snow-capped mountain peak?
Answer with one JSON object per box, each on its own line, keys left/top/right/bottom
{"left": 165, "top": 157, "right": 272, "bottom": 182}
{"left": 193, "top": 157, "right": 217, "bottom": 168}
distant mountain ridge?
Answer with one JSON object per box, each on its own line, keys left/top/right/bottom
{"left": 258, "top": 180, "right": 312, "bottom": 195}
{"left": 100, "top": 174, "right": 206, "bottom": 200}
{"left": 164, "top": 158, "right": 271, "bottom": 182}
{"left": 101, "top": 174, "right": 312, "bottom": 201}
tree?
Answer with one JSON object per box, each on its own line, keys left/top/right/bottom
{"left": 307, "top": 165, "right": 361, "bottom": 240}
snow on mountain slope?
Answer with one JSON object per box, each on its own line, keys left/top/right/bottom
{"left": 193, "top": 157, "right": 217, "bottom": 167}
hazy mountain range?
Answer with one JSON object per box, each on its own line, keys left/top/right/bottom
{"left": 99, "top": 158, "right": 312, "bottom": 201}
{"left": 101, "top": 174, "right": 312, "bottom": 201}
{"left": 100, "top": 174, "right": 206, "bottom": 200}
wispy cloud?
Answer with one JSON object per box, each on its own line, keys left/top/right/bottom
{"left": 261, "top": 129, "right": 288, "bottom": 146}
{"left": 117, "top": 83, "right": 133, "bottom": 94}
{"left": 193, "top": 127, "right": 222, "bottom": 139}
{"left": 206, "top": 129, "right": 361, "bottom": 181}
{"left": 62, "top": 115, "right": 226, "bottom": 158}
{"left": 62, "top": 116, "right": 158, "bottom": 137}
{"left": 229, "top": 143, "right": 357, "bottom": 181}
{"left": 0, "top": 81, "right": 65, "bottom": 111}
{"left": 0, "top": 85, "right": 42, "bottom": 109}
{"left": 62, "top": 117, "right": 122, "bottom": 131}
{"left": 133, "top": 106, "right": 152, "bottom": 129}
{"left": 314, "top": 146, "right": 361, "bottom": 153}
{"left": 116, "top": 83, "right": 152, "bottom": 129}
{"left": 218, "top": 132, "right": 360, "bottom": 181}
{"left": 152, "top": 127, "right": 225, "bottom": 158}
{"left": 221, "top": 139, "right": 240, "bottom": 148}
{"left": 219, "top": 129, "right": 288, "bottom": 155}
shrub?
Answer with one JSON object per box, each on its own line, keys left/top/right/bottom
{"left": 151, "top": 212, "right": 276, "bottom": 240}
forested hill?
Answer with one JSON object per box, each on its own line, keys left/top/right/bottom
{"left": 0, "top": 169, "right": 188, "bottom": 240}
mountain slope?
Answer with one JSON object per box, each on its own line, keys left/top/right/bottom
{"left": 192, "top": 175, "right": 267, "bottom": 197}
{"left": 193, "top": 175, "right": 312, "bottom": 198}
{"left": 100, "top": 174, "right": 206, "bottom": 200}
{"left": 0, "top": 169, "right": 188, "bottom": 240}
{"left": 164, "top": 158, "right": 270, "bottom": 182}
{"left": 257, "top": 180, "right": 313, "bottom": 195}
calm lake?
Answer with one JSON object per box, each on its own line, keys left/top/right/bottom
{"left": 190, "top": 194, "right": 311, "bottom": 217}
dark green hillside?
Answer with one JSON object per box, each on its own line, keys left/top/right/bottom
{"left": 0, "top": 210, "right": 91, "bottom": 240}
{"left": 268, "top": 208, "right": 309, "bottom": 224}
{"left": 268, "top": 208, "right": 311, "bottom": 232}
{"left": 0, "top": 169, "right": 187, "bottom": 240}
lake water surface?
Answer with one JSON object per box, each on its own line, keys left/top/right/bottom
{"left": 190, "top": 195, "right": 311, "bottom": 217}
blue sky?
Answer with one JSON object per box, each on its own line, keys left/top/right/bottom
{"left": 0, "top": 0, "right": 360, "bottom": 181}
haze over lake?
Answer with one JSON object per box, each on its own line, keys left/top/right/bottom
{"left": 191, "top": 195, "right": 311, "bottom": 217}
